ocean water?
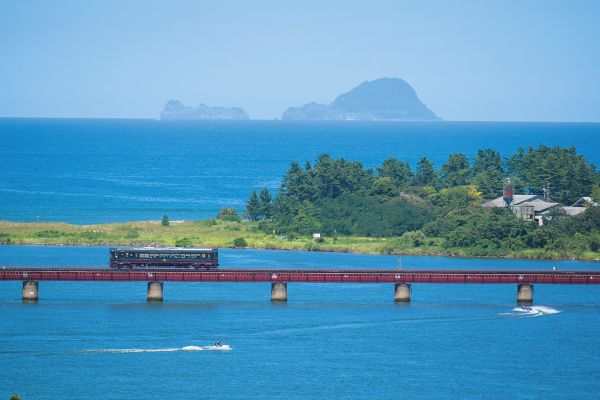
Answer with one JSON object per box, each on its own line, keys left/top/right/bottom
{"left": 1, "top": 247, "right": 599, "bottom": 399}
{"left": 1, "top": 118, "right": 599, "bottom": 224}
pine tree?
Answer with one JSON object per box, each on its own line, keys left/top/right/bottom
{"left": 412, "top": 156, "right": 437, "bottom": 187}
{"left": 244, "top": 189, "right": 261, "bottom": 221}
{"left": 259, "top": 187, "right": 273, "bottom": 219}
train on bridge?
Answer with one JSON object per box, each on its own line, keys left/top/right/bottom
{"left": 109, "top": 247, "right": 219, "bottom": 269}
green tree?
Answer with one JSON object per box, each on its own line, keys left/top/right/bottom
{"left": 217, "top": 206, "right": 238, "bottom": 218}
{"left": 412, "top": 156, "right": 438, "bottom": 187}
{"left": 471, "top": 149, "right": 504, "bottom": 198}
{"left": 370, "top": 177, "right": 397, "bottom": 196}
{"left": 505, "top": 145, "right": 598, "bottom": 202}
{"left": 566, "top": 180, "right": 583, "bottom": 205}
{"left": 313, "top": 153, "right": 374, "bottom": 199}
{"left": 376, "top": 157, "right": 412, "bottom": 189}
{"left": 590, "top": 184, "right": 600, "bottom": 205}
{"left": 259, "top": 187, "right": 273, "bottom": 219}
{"left": 280, "top": 161, "right": 317, "bottom": 202}
{"left": 234, "top": 237, "right": 248, "bottom": 247}
{"left": 244, "top": 189, "right": 261, "bottom": 221}
{"left": 10, "top": 394, "right": 23, "bottom": 400}
{"left": 161, "top": 214, "right": 169, "bottom": 226}
{"left": 439, "top": 153, "right": 471, "bottom": 188}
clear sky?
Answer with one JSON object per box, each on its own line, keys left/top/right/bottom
{"left": 1, "top": 0, "right": 599, "bottom": 121}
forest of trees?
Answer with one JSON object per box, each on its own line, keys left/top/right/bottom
{"left": 243, "top": 146, "right": 600, "bottom": 254}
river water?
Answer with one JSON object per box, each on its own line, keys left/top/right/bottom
{"left": 1, "top": 246, "right": 599, "bottom": 399}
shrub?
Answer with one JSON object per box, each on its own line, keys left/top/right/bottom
{"left": 124, "top": 230, "right": 139, "bottom": 239}
{"left": 199, "top": 218, "right": 217, "bottom": 227}
{"left": 175, "top": 237, "right": 192, "bottom": 247}
{"left": 590, "top": 236, "right": 600, "bottom": 253}
{"left": 221, "top": 215, "right": 242, "bottom": 223}
{"left": 0, "top": 233, "right": 11, "bottom": 244}
{"left": 162, "top": 214, "right": 169, "bottom": 226}
{"left": 217, "top": 206, "right": 238, "bottom": 219}
{"left": 234, "top": 237, "right": 248, "bottom": 247}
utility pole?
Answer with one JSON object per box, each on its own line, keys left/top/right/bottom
{"left": 543, "top": 183, "right": 551, "bottom": 200}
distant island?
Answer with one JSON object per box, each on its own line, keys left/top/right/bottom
{"left": 160, "top": 100, "right": 250, "bottom": 120}
{"left": 282, "top": 78, "right": 441, "bottom": 121}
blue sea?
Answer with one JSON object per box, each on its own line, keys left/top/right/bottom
{"left": 1, "top": 118, "right": 599, "bottom": 224}
{"left": 1, "top": 119, "right": 600, "bottom": 399}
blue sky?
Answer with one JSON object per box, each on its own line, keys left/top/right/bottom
{"left": 1, "top": 0, "right": 599, "bottom": 121}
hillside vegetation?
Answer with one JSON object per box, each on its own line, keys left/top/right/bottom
{"left": 242, "top": 145, "right": 600, "bottom": 259}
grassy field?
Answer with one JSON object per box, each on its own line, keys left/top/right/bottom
{"left": 0, "top": 219, "right": 598, "bottom": 260}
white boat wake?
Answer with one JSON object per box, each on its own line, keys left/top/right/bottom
{"left": 498, "top": 306, "right": 561, "bottom": 317}
{"left": 82, "top": 345, "right": 231, "bottom": 354}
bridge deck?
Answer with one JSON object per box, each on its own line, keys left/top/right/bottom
{"left": 1, "top": 268, "right": 599, "bottom": 284}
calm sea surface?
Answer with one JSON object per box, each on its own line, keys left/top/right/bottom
{"left": 1, "top": 246, "right": 599, "bottom": 400}
{"left": 1, "top": 118, "right": 599, "bottom": 224}
{"left": 1, "top": 119, "right": 599, "bottom": 399}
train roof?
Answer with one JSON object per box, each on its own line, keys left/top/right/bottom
{"left": 109, "top": 247, "right": 217, "bottom": 251}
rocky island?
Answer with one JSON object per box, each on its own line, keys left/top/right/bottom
{"left": 282, "top": 78, "right": 440, "bottom": 121}
{"left": 160, "top": 100, "right": 250, "bottom": 120}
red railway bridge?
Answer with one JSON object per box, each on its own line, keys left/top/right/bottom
{"left": 2, "top": 267, "right": 599, "bottom": 302}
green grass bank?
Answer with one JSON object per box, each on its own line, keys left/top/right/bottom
{"left": 1, "top": 219, "right": 599, "bottom": 261}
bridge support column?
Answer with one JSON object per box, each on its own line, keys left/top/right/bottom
{"left": 22, "top": 281, "right": 39, "bottom": 301}
{"left": 271, "top": 282, "right": 287, "bottom": 302}
{"left": 394, "top": 283, "right": 411, "bottom": 302}
{"left": 147, "top": 282, "right": 164, "bottom": 301}
{"left": 517, "top": 284, "right": 533, "bottom": 303}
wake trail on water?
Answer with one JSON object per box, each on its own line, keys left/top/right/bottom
{"left": 81, "top": 345, "right": 231, "bottom": 354}
{"left": 498, "top": 306, "right": 561, "bottom": 318}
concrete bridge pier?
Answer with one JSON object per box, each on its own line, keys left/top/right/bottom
{"left": 517, "top": 284, "right": 533, "bottom": 303}
{"left": 271, "top": 282, "right": 287, "bottom": 302}
{"left": 147, "top": 282, "right": 164, "bottom": 301}
{"left": 394, "top": 283, "right": 411, "bottom": 302}
{"left": 22, "top": 281, "right": 39, "bottom": 301}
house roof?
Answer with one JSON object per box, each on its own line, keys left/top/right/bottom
{"left": 562, "top": 207, "right": 587, "bottom": 216}
{"left": 571, "top": 197, "right": 599, "bottom": 207}
{"left": 482, "top": 195, "right": 556, "bottom": 210}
